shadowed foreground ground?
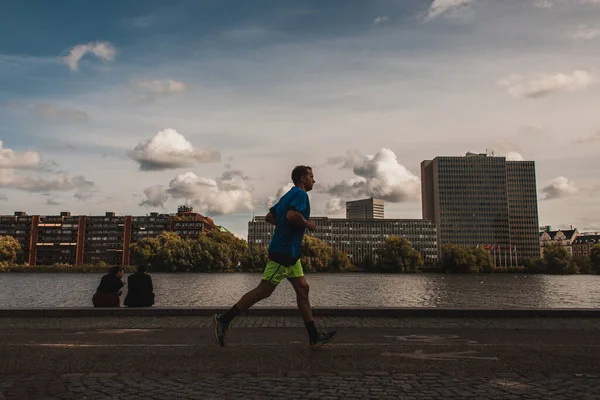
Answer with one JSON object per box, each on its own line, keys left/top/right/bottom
{"left": 1, "top": 316, "right": 599, "bottom": 399}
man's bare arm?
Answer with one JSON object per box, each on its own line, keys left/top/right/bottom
{"left": 286, "top": 210, "right": 316, "bottom": 231}
{"left": 265, "top": 212, "right": 276, "bottom": 225}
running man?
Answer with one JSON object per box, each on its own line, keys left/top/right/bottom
{"left": 213, "top": 165, "right": 338, "bottom": 349}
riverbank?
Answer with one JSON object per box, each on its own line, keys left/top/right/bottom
{"left": 1, "top": 264, "right": 598, "bottom": 275}
{"left": 2, "top": 306, "right": 600, "bottom": 318}
{"left": 0, "top": 264, "right": 137, "bottom": 273}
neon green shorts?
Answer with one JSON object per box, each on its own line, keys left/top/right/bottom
{"left": 261, "top": 259, "right": 304, "bottom": 285}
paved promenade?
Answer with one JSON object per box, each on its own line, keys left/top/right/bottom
{"left": 1, "top": 315, "right": 599, "bottom": 399}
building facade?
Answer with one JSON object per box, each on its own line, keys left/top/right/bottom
{"left": 506, "top": 161, "right": 541, "bottom": 263}
{"left": 421, "top": 152, "right": 540, "bottom": 264}
{"left": 572, "top": 234, "right": 600, "bottom": 257}
{"left": 539, "top": 228, "right": 579, "bottom": 256}
{"left": 248, "top": 216, "right": 438, "bottom": 265}
{"left": 346, "top": 198, "right": 385, "bottom": 220}
{"left": 0, "top": 206, "right": 217, "bottom": 266}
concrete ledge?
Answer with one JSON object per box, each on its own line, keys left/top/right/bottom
{"left": 0, "top": 307, "right": 599, "bottom": 318}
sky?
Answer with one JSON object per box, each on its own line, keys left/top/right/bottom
{"left": 1, "top": 0, "right": 600, "bottom": 238}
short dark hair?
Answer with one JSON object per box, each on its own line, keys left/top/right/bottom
{"left": 108, "top": 266, "right": 123, "bottom": 276}
{"left": 291, "top": 165, "right": 312, "bottom": 185}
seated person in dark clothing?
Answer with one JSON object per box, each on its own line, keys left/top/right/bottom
{"left": 124, "top": 265, "right": 155, "bottom": 307}
{"left": 92, "top": 266, "right": 124, "bottom": 307}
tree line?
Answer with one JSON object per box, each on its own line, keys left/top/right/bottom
{"left": 1, "top": 233, "right": 599, "bottom": 274}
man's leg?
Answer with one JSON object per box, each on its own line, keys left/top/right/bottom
{"left": 235, "top": 280, "right": 277, "bottom": 312}
{"left": 288, "top": 275, "right": 338, "bottom": 348}
{"left": 287, "top": 276, "right": 313, "bottom": 322}
{"left": 213, "top": 261, "right": 282, "bottom": 346}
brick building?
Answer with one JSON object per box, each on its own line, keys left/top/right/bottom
{"left": 572, "top": 234, "right": 600, "bottom": 257}
{"left": 0, "top": 206, "right": 217, "bottom": 266}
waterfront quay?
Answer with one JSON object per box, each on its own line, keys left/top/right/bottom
{"left": 1, "top": 308, "right": 599, "bottom": 399}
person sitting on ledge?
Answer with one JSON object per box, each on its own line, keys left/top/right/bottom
{"left": 124, "top": 265, "right": 155, "bottom": 308}
{"left": 92, "top": 266, "right": 124, "bottom": 307}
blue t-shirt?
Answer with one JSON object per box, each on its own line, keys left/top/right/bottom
{"left": 268, "top": 186, "right": 310, "bottom": 265}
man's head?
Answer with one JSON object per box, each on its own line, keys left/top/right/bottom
{"left": 137, "top": 265, "right": 147, "bottom": 274}
{"left": 291, "top": 165, "right": 314, "bottom": 192}
{"left": 109, "top": 266, "right": 124, "bottom": 277}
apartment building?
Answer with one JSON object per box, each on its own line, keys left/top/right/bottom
{"left": 0, "top": 206, "right": 217, "bottom": 266}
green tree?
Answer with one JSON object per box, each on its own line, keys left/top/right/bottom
{"left": 590, "top": 244, "right": 600, "bottom": 274}
{"left": 0, "top": 235, "right": 21, "bottom": 267}
{"left": 375, "top": 236, "right": 423, "bottom": 273}
{"left": 201, "top": 230, "right": 248, "bottom": 268}
{"left": 524, "top": 257, "right": 547, "bottom": 273}
{"left": 441, "top": 244, "right": 478, "bottom": 273}
{"left": 573, "top": 254, "right": 592, "bottom": 274}
{"left": 359, "top": 254, "right": 375, "bottom": 271}
{"left": 241, "top": 245, "right": 269, "bottom": 272}
{"left": 543, "top": 244, "right": 578, "bottom": 274}
{"left": 301, "top": 236, "right": 334, "bottom": 272}
{"left": 473, "top": 247, "right": 495, "bottom": 273}
{"left": 129, "top": 229, "right": 352, "bottom": 273}
{"left": 330, "top": 249, "right": 352, "bottom": 272}
{"left": 130, "top": 232, "right": 193, "bottom": 272}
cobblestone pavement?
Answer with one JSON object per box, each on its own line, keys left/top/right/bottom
{"left": 2, "top": 317, "right": 600, "bottom": 399}
{"left": 2, "top": 315, "right": 600, "bottom": 330}
{"left": 1, "top": 372, "right": 599, "bottom": 400}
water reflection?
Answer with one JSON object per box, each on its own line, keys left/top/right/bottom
{"left": 0, "top": 273, "right": 598, "bottom": 308}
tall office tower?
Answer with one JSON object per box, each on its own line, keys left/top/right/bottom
{"left": 506, "top": 161, "right": 542, "bottom": 263}
{"left": 346, "top": 198, "right": 385, "bottom": 220}
{"left": 421, "top": 152, "right": 540, "bottom": 264}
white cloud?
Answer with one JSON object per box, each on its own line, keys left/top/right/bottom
{"left": 327, "top": 149, "right": 364, "bottom": 169}
{"left": 128, "top": 128, "right": 221, "bottom": 171}
{"left": 541, "top": 176, "right": 578, "bottom": 200}
{"left": 139, "top": 185, "right": 169, "bottom": 208}
{"left": 64, "top": 41, "right": 116, "bottom": 71}
{"left": 34, "top": 103, "right": 88, "bottom": 123}
{"left": 167, "top": 171, "right": 254, "bottom": 215}
{"left": 142, "top": 171, "right": 255, "bottom": 215}
{"left": 325, "top": 148, "right": 420, "bottom": 203}
{"left": 569, "top": 25, "right": 600, "bottom": 40}
{"left": 496, "top": 74, "right": 523, "bottom": 87}
{"left": 533, "top": 0, "right": 556, "bottom": 8}
{"left": 73, "top": 190, "right": 96, "bottom": 201}
{"left": 133, "top": 79, "right": 187, "bottom": 102}
{"left": 425, "top": 0, "right": 474, "bottom": 21}
{"left": 518, "top": 123, "right": 545, "bottom": 135}
{"left": 505, "top": 151, "right": 525, "bottom": 161}
{"left": 0, "top": 140, "right": 41, "bottom": 169}
{"left": 46, "top": 198, "right": 62, "bottom": 206}
{"left": 325, "top": 197, "right": 345, "bottom": 215}
{"left": 0, "top": 169, "right": 95, "bottom": 194}
{"left": 573, "top": 131, "right": 600, "bottom": 144}
{"left": 373, "top": 16, "right": 389, "bottom": 25}
{"left": 265, "top": 183, "right": 294, "bottom": 209}
{"left": 490, "top": 141, "right": 525, "bottom": 161}
{"left": 499, "top": 70, "right": 596, "bottom": 98}
{"left": 530, "top": 0, "right": 600, "bottom": 9}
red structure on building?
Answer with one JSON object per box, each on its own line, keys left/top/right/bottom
{"left": 0, "top": 207, "right": 217, "bottom": 266}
